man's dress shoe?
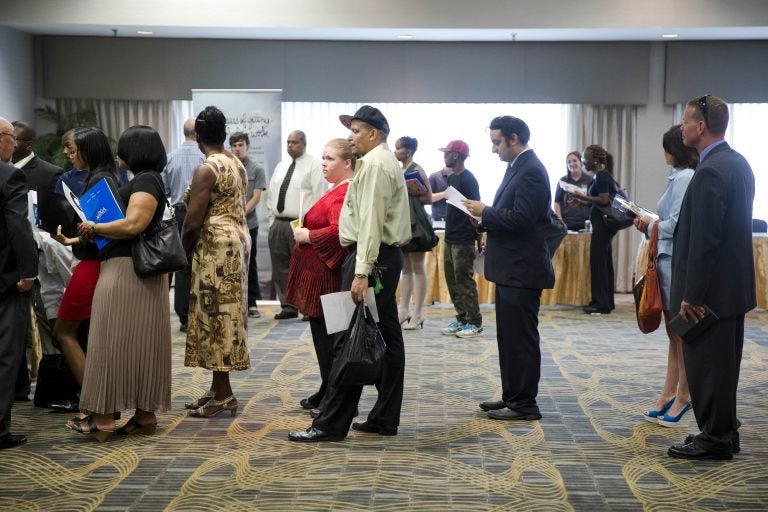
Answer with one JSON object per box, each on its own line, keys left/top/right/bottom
{"left": 0, "top": 433, "right": 27, "bottom": 450}
{"left": 684, "top": 432, "right": 740, "bottom": 454}
{"left": 49, "top": 399, "right": 80, "bottom": 413}
{"left": 667, "top": 440, "right": 733, "bottom": 460}
{"left": 288, "top": 427, "right": 343, "bottom": 442}
{"left": 479, "top": 400, "right": 506, "bottom": 412}
{"left": 274, "top": 311, "right": 298, "bottom": 320}
{"left": 299, "top": 398, "right": 317, "bottom": 410}
{"left": 352, "top": 421, "right": 397, "bottom": 436}
{"left": 487, "top": 407, "right": 542, "bottom": 421}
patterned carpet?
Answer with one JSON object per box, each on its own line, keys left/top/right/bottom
{"left": 3, "top": 295, "right": 768, "bottom": 511}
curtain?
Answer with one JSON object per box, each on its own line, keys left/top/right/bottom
{"left": 55, "top": 98, "right": 195, "bottom": 153}
{"left": 566, "top": 104, "right": 638, "bottom": 292}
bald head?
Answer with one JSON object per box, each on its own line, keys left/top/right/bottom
{"left": 0, "top": 117, "right": 17, "bottom": 162}
{"left": 183, "top": 118, "right": 196, "bottom": 140}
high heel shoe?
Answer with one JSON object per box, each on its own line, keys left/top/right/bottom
{"left": 403, "top": 315, "right": 424, "bottom": 330}
{"left": 642, "top": 397, "right": 675, "bottom": 423}
{"left": 658, "top": 401, "right": 692, "bottom": 428}
{"left": 399, "top": 314, "right": 411, "bottom": 326}
{"left": 188, "top": 395, "right": 238, "bottom": 418}
{"left": 69, "top": 411, "right": 121, "bottom": 424}
{"left": 116, "top": 417, "right": 158, "bottom": 436}
{"left": 185, "top": 390, "right": 214, "bottom": 409}
{"left": 68, "top": 416, "right": 114, "bottom": 442}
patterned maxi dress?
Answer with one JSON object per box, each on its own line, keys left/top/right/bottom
{"left": 184, "top": 153, "right": 251, "bottom": 371}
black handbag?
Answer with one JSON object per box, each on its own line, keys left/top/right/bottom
{"left": 34, "top": 354, "right": 80, "bottom": 408}
{"left": 330, "top": 303, "right": 387, "bottom": 387}
{"left": 402, "top": 196, "right": 438, "bottom": 252}
{"left": 598, "top": 178, "right": 634, "bottom": 231}
{"left": 131, "top": 200, "right": 188, "bottom": 278}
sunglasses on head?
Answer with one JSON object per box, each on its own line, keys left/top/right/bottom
{"left": 698, "top": 94, "right": 711, "bottom": 128}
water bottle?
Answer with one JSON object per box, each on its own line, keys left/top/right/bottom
{"left": 585, "top": 220, "right": 592, "bottom": 233}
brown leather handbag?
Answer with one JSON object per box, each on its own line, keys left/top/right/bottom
{"left": 633, "top": 222, "right": 663, "bottom": 333}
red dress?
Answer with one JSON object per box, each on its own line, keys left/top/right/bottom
{"left": 285, "top": 183, "right": 350, "bottom": 318}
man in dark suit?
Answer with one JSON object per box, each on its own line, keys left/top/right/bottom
{"left": 668, "top": 95, "right": 755, "bottom": 460}
{"left": 0, "top": 116, "right": 39, "bottom": 449}
{"left": 11, "top": 121, "right": 64, "bottom": 206}
{"left": 464, "top": 116, "right": 554, "bottom": 421}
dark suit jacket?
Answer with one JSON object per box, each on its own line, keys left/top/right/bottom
{"left": 482, "top": 149, "right": 555, "bottom": 290}
{"left": 0, "top": 162, "right": 39, "bottom": 298}
{"left": 671, "top": 142, "right": 756, "bottom": 317}
{"left": 20, "top": 155, "right": 63, "bottom": 197}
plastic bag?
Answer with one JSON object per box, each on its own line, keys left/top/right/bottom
{"left": 331, "top": 302, "right": 387, "bottom": 386}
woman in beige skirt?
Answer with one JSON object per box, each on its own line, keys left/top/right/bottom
{"left": 69, "top": 125, "right": 172, "bottom": 441}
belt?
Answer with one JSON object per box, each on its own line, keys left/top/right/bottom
{"left": 275, "top": 217, "right": 296, "bottom": 221}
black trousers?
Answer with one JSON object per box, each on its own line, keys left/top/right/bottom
{"left": 306, "top": 316, "right": 334, "bottom": 407}
{"left": 0, "top": 291, "right": 31, "bottom": 438}
{"left": 313, "top": 245, "right": 404, "bottom": 437}
{"left": 495, "top": 285, "right": 542, "bottom": 415}
{"left": 684, "top": 314, "right": 744, "bottom": 454}
{"left": 589, "top": 215, "right": 616, "bottom": 310}
{"left": 173, "top": 203, "right": 191, "bottom": 324}
{"left": 247, "top": 226, "right": 262, "bottom": 304}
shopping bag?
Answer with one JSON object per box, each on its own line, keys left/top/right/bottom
{"left": 331, "top": 302, "right": 387, "bottom": 386}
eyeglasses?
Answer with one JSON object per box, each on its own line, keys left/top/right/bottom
{"left": 697, "top": 94, "right": 711, "bottom": 128}
{"left": 0, "top": 132, "right": 17, "bottom": 141}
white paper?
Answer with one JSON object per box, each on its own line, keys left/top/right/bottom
{"left": 558, "top": 180, "right": 587, "bottom": 194}
{"left": 61, "top": 182, "right": 87, "bottom": 222}
{"left": 444, "top": 186, "right": 481, "bottom": 221}
{"left": 320, "top": 287, "right": 380, "bottom": 334}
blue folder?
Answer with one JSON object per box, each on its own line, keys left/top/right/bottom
{"left": 79, "top": 177, "right": 126, "bottom": 249}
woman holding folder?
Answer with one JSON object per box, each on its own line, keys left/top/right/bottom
{"left": 394, "top": 136, "right": 432, "bottom": 330}
{"left": 52, "top": 127, "right": 122, "bottom": 412}
{"left": 285, "top": 138, "right": 354, "bottom": 413}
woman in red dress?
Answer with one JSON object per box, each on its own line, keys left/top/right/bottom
{"left": 285, "top": 138, "right": 355, "bottom": 412}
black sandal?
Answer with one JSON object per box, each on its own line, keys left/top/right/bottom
{"left": 116, "top": 417, "right": 157, "bottom": 436}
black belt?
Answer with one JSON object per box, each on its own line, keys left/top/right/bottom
{"left": 275, "top": 217, "right": 296, "bottom": 221}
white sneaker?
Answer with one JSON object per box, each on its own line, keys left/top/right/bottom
{"left": 248, "top": 306, "right": 261, "bottom": 318}
{"left": 456, "top": 323, "right": 483, "bottom": 338}
{"left": 441, "top": 320, "right": 462, "bottom": 335}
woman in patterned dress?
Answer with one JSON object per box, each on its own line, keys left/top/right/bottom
{"left": 182, "top": 106, "right": 251, "bottom": 418}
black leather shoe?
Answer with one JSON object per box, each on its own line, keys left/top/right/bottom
{"left": 300, "top": 398, "right": 317, "bottom": 410}
{"left": 684, "top": 432, "right": 740, "bottom": 454}
{"left": 274, "top": 311, "right": 298, "bottom": 320}
{"left": 668, "top": 441, "right": 732, "bottom": 460}
{"left": 288, "top": 427, "right": 343, "bottom": 442}
{"left": 479, "top": 400, "right": 506, "bottom": 412}
{"left": 352, "top": 421, "right": 397, "bottom": 436}
{"left": 487, "top": 407, "right": 542, "bottom": 421}
{"left": 0, "top": 433, "right": 27, "bottom": 450}
{"left": 582, "top": 305, "right": 611, "bottom": 314}
{"left": 49, "top": 399, "right": 80, "bottom": 412}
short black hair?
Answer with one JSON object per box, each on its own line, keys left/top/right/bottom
{"left": 662, "top": 124, "right": 699, "bottom": 169}
{"left": 397, "top": 136, "right": 418, "bottom": 153}
{"left": 229, "top": 131, "right": 250, "bottom": 146}
{"left": 73, "top": 127, "right": 115, "bottom": 173}
{"left": 195, "top": 106, "right": 227, "bottom": 145}
{"left": 117, "top": 125, "right": 167, "bottom": 174}
{"left": 11, "top": 120, "right": 35, "bottom": 140}
{"left": 489, "top": 116, "right": 530, "bottom": 145}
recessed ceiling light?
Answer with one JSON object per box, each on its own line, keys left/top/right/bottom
{"left": 662, "top": 34, "right": 678, "bottom": 38}
{"left": 397, "top": 34, "right": 414, "bottom": 40}
{"left": 137, "top": 30, "right": 153, "bottom": 35}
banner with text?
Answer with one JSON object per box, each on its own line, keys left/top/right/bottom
{"left": 192, "top": 89, "right": 282, "bottom": 178}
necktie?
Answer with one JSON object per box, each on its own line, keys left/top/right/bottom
{"left": 276, "top": 159, "right": 296, "bottom": 213}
